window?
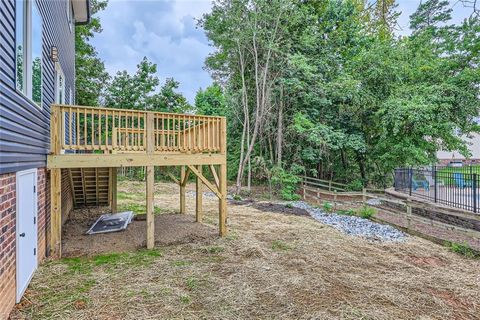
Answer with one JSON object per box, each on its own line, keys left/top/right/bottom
{"left": 15, "top": 0, "right": 43, "bottom": 107}
{"left": 55, "top": 64, "right": 65, "bottom": 104}
{"left": 66, "top": 0, "right": 74, "bottom": 32}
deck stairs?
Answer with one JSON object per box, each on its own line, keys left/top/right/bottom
{"left": 68, "top": 168, "right": 111, "bottom": 208}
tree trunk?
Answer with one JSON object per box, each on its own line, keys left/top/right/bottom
{"left": 276, "top": 87, "right": 284, "bottom": 167}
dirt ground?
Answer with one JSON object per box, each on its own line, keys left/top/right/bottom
{"left": 11, "top": 181, "right": 480, "bottom": 320}
{"left": 62, "top": 210, "right": 217, "bottom": 257}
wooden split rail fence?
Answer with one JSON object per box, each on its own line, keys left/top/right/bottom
{"left": 299, "top": 176, "right": 480, "bottom": 247}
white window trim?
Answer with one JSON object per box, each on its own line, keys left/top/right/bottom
{"left": 15, "top": 0, "right": 43, "bottom": 109}
{"left": 67, "top": 0, "right": 74, "bottom": 33}
{"left": 55, "top": 62, "right": 66, "bottom": 104}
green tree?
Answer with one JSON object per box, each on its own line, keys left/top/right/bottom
{"left": 195, "top": 83, "right": 226, "bottom": 116}
{"left": 105, "top": 57, "right": 192, "bottom": 112}
{"left": 75, "top": 0, "right": 110, "bottom": 106}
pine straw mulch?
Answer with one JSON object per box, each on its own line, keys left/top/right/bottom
{"left": 10, "top": 181, "right": 480, "bottom": 320}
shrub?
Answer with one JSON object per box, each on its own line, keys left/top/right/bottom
{"left": 322, "top": 201, "right": 334, "bottom": 213}
{"left": 233, "top": 194, "right": 242, "bottom": 201}
{"left": 357, "top": 206, "right": 376, "bottom": 219}
{"left": 346, "top": 179, "right": 364, "bottom": 191}
{"left": 271, "top": 166, "right": 301, "bottom": 201}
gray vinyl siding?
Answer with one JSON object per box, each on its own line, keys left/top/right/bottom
{"left": 0, "top": 0, "right": 75, "bottom": 174}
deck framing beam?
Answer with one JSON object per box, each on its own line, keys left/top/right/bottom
{"left": 48, "top": 153, "right": 226, "bottom": 169}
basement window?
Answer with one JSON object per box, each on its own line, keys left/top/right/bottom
{"left": 15, "top": 0, "right": 43, "bottom": 107}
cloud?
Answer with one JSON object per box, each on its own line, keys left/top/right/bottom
{"left": 90, "top": 0, "right": 214, "bottom": 103}
{"left": 91, "top": 0, "right": 474, "bottom": 103}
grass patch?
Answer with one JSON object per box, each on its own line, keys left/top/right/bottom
{"left": 202, "top": 246, "right": 225, "bottom": 254}
{"left": 271, "top": 240, "right": 291, "bottom": 251}
{"left": 118, "top": 203, "right": 163, "bottom": 215}
{"left": 63, "top": 249, "right": 162, "bottom": 273}
{"left": 337, "top": 209, "right": 355, "bottom": 216}
{"left": 180, "top": 294, "right": 191, "bottom": 304}
{"left": 446, "top": 241, "right": 480, "bottom": 259}
{"left": 117, "top": 191, "right": 144, "bottom": 201}
{"left": 171, "top": 260, "right": 193, "bottom": 267}
{"left": 185, "top": 277, "right": 198, "bottom": 290}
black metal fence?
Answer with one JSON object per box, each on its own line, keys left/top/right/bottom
{"left": 394, "top": 167, "right": 480, "bottom": 213}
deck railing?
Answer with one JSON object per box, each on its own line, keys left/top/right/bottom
{"left": 50, "top": 104, "right": 226, "bottom": 155}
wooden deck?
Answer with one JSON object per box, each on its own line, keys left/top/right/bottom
{"left": 47, "top": 104, "right": 227, "bottom": 258}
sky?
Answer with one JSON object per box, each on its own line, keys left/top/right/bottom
{"left": 90, "top": 0, "right": 474, "bottom": 104}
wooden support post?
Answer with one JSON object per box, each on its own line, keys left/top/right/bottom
{"left": 303, "top": 176, "right": 306, "bottom": 200}
{"left": 406, "top": 200, "right": 412, "bottom": 230}
{"left": 50, "top": 106, "right": 62, "bottom": 155}
{"left": 196, "top": 165, "right": 203, "bottom": 222}
{"left": 111, "top": 168, "right": 117, "bottom": 213}
{"left": 146, "top": 165, "right": 154, "bottom": 249}
{"left": 145, "top": 112, "right": 155, "bottom": 249}
{"left": 219, "top": 117, "right": 227, "bottom": 236}
{"left": 219, "top": 163, "right": 227, "bottom": 236}
{"left": 180, "top": 166, "right": 186, "bottom": 214}
{"left": 362, "top": 188, "right": 367, "bottom": 205}
{"left": 334, "top": 190, "right": 337, "bottom": 211}
{"left": 50, "top": 168, "right": 62, "bottom": 258}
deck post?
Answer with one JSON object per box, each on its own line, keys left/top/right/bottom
{"left": 196, "top": 165, "right": 203, "bottom": 222}
{"left": 180, "top": 166, "right": 186, "bottom": 214}
{"left": 111, "top": 167, "right": 117, "bottom": 213}
{"left": 219, "top": 117, "right": 227, "bottom": 236}
{"left": 146, "top": 165, "right": 154, "bottom": 249}
{"left": 219, "top": 164, "right": 227, "bottom": 236}
{"left": 50, "top": 168, "right": 62, "bottom": 258}
{"left": 146, "top": 112, "right": 155, "bottom": 249}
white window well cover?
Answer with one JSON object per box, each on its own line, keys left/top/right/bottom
{"left": 86, "top": 211, "right": 134, "bottom": 235}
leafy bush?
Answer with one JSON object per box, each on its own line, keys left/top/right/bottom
{"left": 322, "top": 201, "right": 334, "bottom": 213}
{"left": 233, "top": 194, "right": 242, "bottom": 201}
{"left": 271, "top": 166, "right": 301, "bottom": 201}
{"left": 356, "top": 206, "right": 376, "bottom": 219}
{"left": 346, "top": 179, "right": 364, "bottom": 191}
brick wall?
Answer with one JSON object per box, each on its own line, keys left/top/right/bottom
{"left": 0, "top": 173, "right": 16, "bottom": 320}
{"left": 0, "top": 168, "right": 75, "bottom": 319}
{"left": 37, "top": 168, "right": 50, "bottom": 262}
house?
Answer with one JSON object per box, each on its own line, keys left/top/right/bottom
{"left": 0, "top": 0, "right": 90, "bottom": 318}
{"left": 436, "top": 119, "right": 480, "bottom": 166}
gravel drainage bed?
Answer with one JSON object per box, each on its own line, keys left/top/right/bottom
{"left": 291, "top": 201, "right": 407, "bottom": 242}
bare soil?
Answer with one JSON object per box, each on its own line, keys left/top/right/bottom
{"left": 10, "top": 181, "right": 480, "bottom": 320}
{"left": 231, "top": 199, "right": 311, "bottom": 217}
{"left": 62, "top": 209, "right": 217, "bottom": 257}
